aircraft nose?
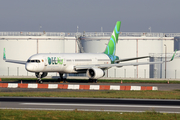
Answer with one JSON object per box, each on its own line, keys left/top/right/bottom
{"left": 25, "top": 63, "right": 34, "bottom": 72}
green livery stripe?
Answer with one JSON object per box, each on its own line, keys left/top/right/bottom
{"left": 104, "top": 21, "right": 121, "bottom": 56}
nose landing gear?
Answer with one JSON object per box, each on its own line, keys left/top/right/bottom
{"left": 35, "top": 72, "right": 48, "bottom": 84}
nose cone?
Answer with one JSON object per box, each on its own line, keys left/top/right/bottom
{"left": 25, "top": 63, "right": 34, "bottom": 72}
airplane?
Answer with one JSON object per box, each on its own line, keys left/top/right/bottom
{"left": 3, "top": 21, "right": 176, "bottom": 83}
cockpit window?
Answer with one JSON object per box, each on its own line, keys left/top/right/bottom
{"left": 27, "top": 59, "right": 40, "bottom": 63}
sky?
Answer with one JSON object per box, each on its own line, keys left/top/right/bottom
{"left": 0, "top": 0, "right": 179, "bottom": 33}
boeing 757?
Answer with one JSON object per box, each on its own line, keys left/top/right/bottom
{"left": 3, "top": 21, "right": 176, "bottom": 83}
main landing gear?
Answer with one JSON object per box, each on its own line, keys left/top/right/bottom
{"left": 58, "top": 73, "right": 66, "bottom": 83}
{"left": 88, "top": 79, "right": 97, "bottom": 83}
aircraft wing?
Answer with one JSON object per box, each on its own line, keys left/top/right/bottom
{"left": 115, "top": 56, "right": 150, "bottom": 63}
{"left": 75, "top": 50, "right": 177, "bottom": 71}
{"left": 3, "top": 48, "right": 26, "bottom": 64}
{"left": 74, "top": 61, "right": 163, "bottom": 70}
{"left": 5, "top": 59, "right": 26, "bottom": 64}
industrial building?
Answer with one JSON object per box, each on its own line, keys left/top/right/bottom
{"left": 0, "top": 31, "right": 180, "bottom": 79}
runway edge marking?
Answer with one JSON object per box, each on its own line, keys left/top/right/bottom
{"left": 0, "top": 83, "right": 158, "bottom": 90}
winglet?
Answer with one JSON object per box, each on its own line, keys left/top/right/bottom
{"left": 170, "top": 49, "right": 177, "bottom": 61}
{"left": 3, "top": 48, "right": 6, "bottom": 60}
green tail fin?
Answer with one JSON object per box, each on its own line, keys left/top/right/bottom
{"left": 3, "top": 48, "right": 6, "bottom": 60}
{"left": 104, "top": 21, "right": 121, "bottom": 55}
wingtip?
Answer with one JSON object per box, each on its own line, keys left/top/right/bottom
{"left": 170, "top": 49, "right": 177, "bottom": 61}
{"left": 3, "top": 48, "right": 6, "bottom": 60}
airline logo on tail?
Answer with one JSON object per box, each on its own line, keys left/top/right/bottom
{"left": 104, "top": 21, "right": 121, "bottom": 56}
{"left": 104, "top": 21, "right": 121, "bottom": 63}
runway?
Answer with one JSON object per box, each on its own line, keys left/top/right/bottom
{"left": 0, "top": 97, "right": 180, "bottom": 113}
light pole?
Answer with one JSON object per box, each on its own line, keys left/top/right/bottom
{"left": 37, "top": 25, "right": 42, "bottom": 54}
{"left": 101, "top": 27, "right": 103, "bottom": 32}
{"left": 39, "top": 25, "right": 42, "bottom": 32}
{"left": 164, "top": 44, "right": 167, "bottom": 79}
{"left": 149, "top": 27, "right": 151, "bottom": 33}
{"left": 77, "top": 26, "right": 79, "bottom": 33}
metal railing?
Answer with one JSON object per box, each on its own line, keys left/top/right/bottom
{"left": 0, "top": 31, "right": 179, "bottom": 37}
{"left": 0, "top": 32, "right": 77, "bottom": 37}
{"left": 149, "top": 53, "right": 180, "bottom": 58}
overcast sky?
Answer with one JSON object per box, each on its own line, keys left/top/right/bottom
{"left": 0, "top": 0, "right": 179, "bottom": 33}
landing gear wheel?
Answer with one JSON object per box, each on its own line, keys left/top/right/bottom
{"left": 57, "top": 78, "right": 61, "bottom": 82}
{"left": 89, "top": 79, "right": 94, "bottom": 83}
{"left": 59, "top": 73, "right": 67, "bottom": 83}
{"left": 94, "top": 79, "right": 97, "bottom": 83}
{"left": 38, "top": 79, "right": 43, "bottom": 84}
{"left": 63, "top": 78, "right": 67, "bottom": 83}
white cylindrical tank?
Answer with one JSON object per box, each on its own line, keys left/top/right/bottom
{"left": 80, "top": 37, "right": 108, "bottom": 53}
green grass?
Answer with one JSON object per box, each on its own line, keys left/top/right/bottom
{"left": 98, "top": 79, "right": 180, "bottom": 84}
{"left": 1, "top": 78, "right": 180, "bottom": 84}
{"left": 1, "top": 78, "right": 36, "bottom": 81}
{"left": 0, "top": 90, "right": 180, "bottom": 99}
{"left": 0, "top": 109, "right": 179, "bottom": 120}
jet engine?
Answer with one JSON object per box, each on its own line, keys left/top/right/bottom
{"left": 86, "top": 67, "right": 105, "bottom": 79}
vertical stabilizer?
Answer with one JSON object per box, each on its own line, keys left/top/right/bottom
{"left": 104, "top": 21, "right": 121, "bottom": 56}
{"left": 3, "top": 48, "right": 6, "bottom": 60}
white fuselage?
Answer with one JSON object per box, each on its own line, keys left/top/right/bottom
{"left": 25, "top": 53, "right": 111, "bottom": 73}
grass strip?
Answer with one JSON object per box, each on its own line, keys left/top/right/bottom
{"left": 99, "top": 79, "right": 180, "bottom": 84}
{"left": 2, "top": 78, "right": 180, "bottom": 84}
{"left": 0, "top": 91, "right": 180, "bottom": 99}
{"left": 0, "top": 109, "right": 179, "bottom": 120}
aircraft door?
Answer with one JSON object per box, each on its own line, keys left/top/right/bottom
{"left": 38, "top": 59, "right": 45, "bottom": 71}
{"left": 63, "top": 58, "right": 66, "bottom": 67}
{"left": 92, "top": 57, "right": 97, "bottom": 64}
{"left": 33, "top": 60, "right": 39, "bottom": 71}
